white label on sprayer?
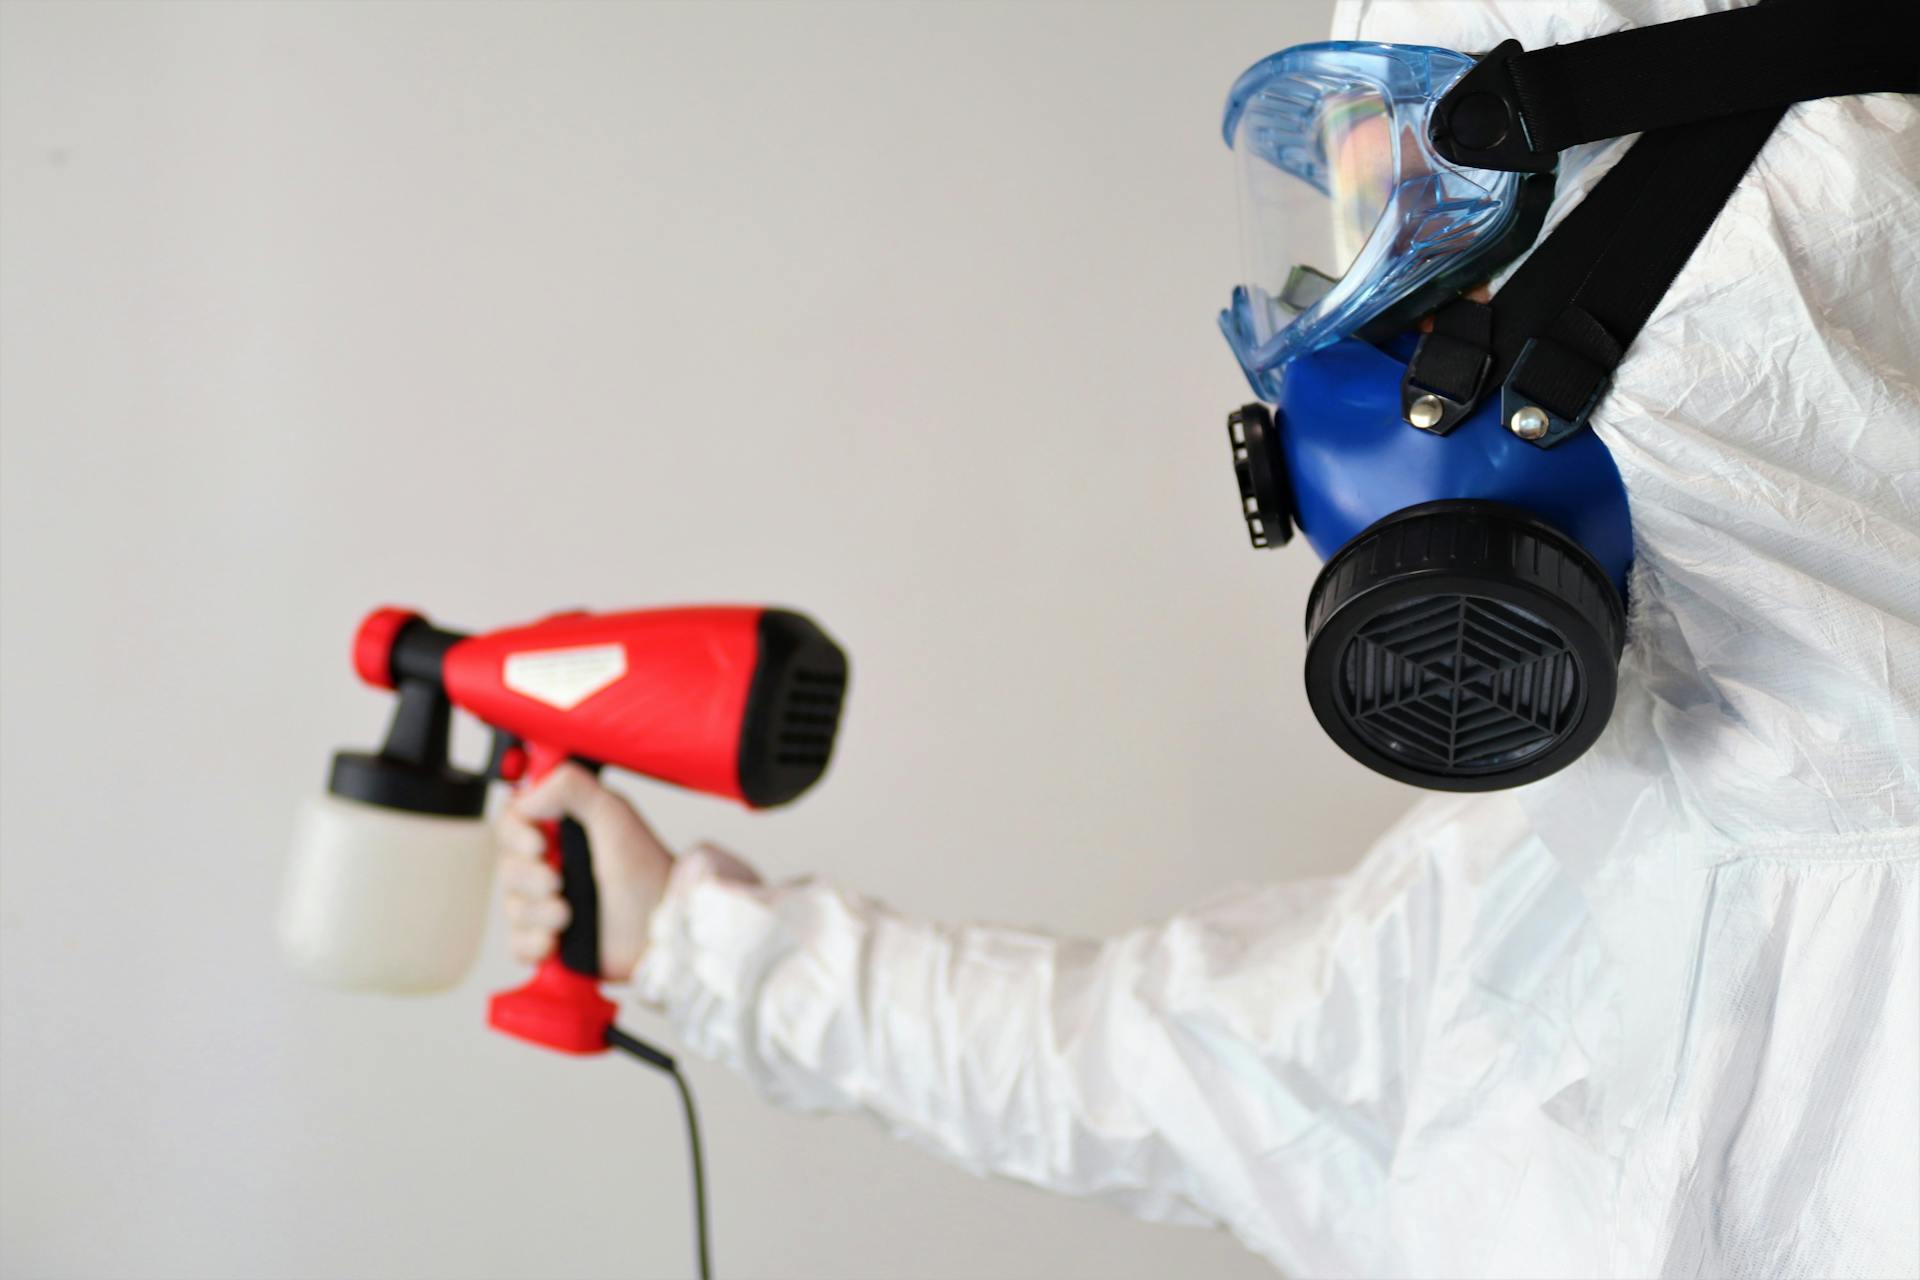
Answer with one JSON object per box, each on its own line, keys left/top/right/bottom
{"left": 502, "top": 644, "right": 628, "bottom": 710}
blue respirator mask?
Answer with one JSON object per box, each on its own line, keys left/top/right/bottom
{"left": 1218, "top": 0, "right": 1916, "bottom": 790}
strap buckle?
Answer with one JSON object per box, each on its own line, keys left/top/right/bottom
{"left": 1500, "top": 336, "right": 1612, "bottom": 449}
{"left": 1401, "top": 331, "right": 1491, "bottom": 435}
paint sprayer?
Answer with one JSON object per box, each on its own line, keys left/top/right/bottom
{"left": 280, "top": 604, "right": 850, "bottom": 1278}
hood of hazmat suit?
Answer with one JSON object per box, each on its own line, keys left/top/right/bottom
{"left": 630, "top": 2, "right": 1920, "bottom": 1276}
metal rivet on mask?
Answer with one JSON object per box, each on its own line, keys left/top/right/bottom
{"left": 1408, "top": 394, "right": 1445, "bottom": 431}
{"left": 1509, "top": 405, "right": 1550, "bottom": 440}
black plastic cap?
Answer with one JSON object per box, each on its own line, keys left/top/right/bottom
{"left": 738, "top": 610, "right": 848, "bottom": 808}
{"left": 1227, "top": 403, "right": 1293, "bottom": 549}
{"left": 326, "top": 675, "right": 488, "bottom": 817}
{"left": 328, "top": 750, "right": 489, "bottom": 818}
{"left": 1304, "top": 501, "right": 1625, "bottom": 791}
{"left": 1428, "top": 40, "right": 1556, "bottom": 174}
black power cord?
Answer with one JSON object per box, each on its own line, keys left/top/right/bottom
{"left": 607, "top": 1026, "right": 712, "bottom": 1280}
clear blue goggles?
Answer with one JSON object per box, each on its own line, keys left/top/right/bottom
{"left": 1220, "top": 42, "right": 1553, "bottom": 401}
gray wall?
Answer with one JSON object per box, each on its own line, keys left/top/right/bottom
{"left": 0, "top": 3, "right": 1412, "bottom": 1277}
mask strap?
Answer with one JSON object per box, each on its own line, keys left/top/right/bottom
{"left": 1407, "top": 99, "right": 1786, "bottom": 445}
{"left": 1400, "top": 302, "right": 1493, "bottom": 435}
{"left": 1429, "top": 0, "right": 1919, "bottom": 173}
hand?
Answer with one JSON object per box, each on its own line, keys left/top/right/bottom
{"left": 496, "top": 763, "right": 675, "bottom": 981}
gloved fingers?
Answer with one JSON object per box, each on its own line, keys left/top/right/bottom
{"left": 502, "top": 888, "right": 570, "bottom": 933}
{"left": 496, "top": 811, "right": 549, "bottom": 862}
{"left": 499, "top": 763, "right": 674, "bottom": 981}
{"left": 498, "top": 850, "right": 561, "bottom": 898}
{"left": 511, "top": 764, "right": 668, "bottom": 890}
{"left": 508, "top": 925, "right": 556, "bottom": 964}
{"left": 512, "top": 762, "right": 618, "bottom": 827}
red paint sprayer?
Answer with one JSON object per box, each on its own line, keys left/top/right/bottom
{"left": 280, "top": 605, "right": 848, "bottom": 1276}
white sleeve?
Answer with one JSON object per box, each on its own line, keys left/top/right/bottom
{"left": 629, "top": 844, "right": 1225, "bottom": 1227}
{"left": 625, "top": 796, "right": 1539, "bottom": 1251}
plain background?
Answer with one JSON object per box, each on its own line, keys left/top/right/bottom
{"left": 0, "top": 3, "right": 1423, "bottom": 1277}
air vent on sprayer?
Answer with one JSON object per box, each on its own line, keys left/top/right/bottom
{"left": 738, "top": 610, "right": 850, "bottom": 807}
{"left": 1303, "top": 501, "right": 1624, "bottom": 791}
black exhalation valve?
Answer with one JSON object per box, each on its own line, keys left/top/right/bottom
{"left": 1227, "top": 403, "right": 1293, "bottom": 549}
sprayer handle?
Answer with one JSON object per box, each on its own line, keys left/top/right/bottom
{"left": 486, "top": 748, "right": 617, "bottom": 1054}
{"left": 553, "top": 815, "right": 603, "bottom": 978}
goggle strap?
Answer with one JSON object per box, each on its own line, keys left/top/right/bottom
{"left": 1410, "top": 100, "right": 1786, "bottom": 446}
{"left": 1432, "top": 0, "right": 1920, "bottom": 173}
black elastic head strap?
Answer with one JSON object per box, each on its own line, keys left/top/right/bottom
{"left": 1400, "top": 300, "right": 1493, "bottom": 435}
{"left": 1491, "top": 105, "right": 1785, "bottom": 446}
{"left": 1403, "top": 0, "right": 1917, "bottom": 445}
{"left": 1408, "top": 99, "right": 1787, "bottom": 448}
{"left": 1431, "top": 0, "right": 1920, "bottom": 172}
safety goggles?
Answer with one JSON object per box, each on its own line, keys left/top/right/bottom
{"left": 1219, "top": 42, "right": 1551, "bottom": 401}
{"left": 1212, "top": 3, "right": 1918, "bottom": 791}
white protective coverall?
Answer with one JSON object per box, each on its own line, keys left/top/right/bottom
{"left": 631, "top": 2, "right": 1920, "bottom": 1275}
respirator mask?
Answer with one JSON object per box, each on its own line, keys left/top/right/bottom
{"left": 1217, "top": 3, "right": 1916, "bottom": 790}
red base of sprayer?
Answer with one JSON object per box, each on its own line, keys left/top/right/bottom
{"left": 488, "top": 958, "right": 616, "bottom": 1054}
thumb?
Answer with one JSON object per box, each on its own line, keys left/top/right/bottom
{"left": 510, "top": 762, "right": 670, "bottom": 890}
{"left": 511, "top": 761, "right": 608, "bottom": 825}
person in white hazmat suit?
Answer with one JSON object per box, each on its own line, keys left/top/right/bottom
{"left": 499, "top": 3, "right": 1919, "bottom": 1276}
